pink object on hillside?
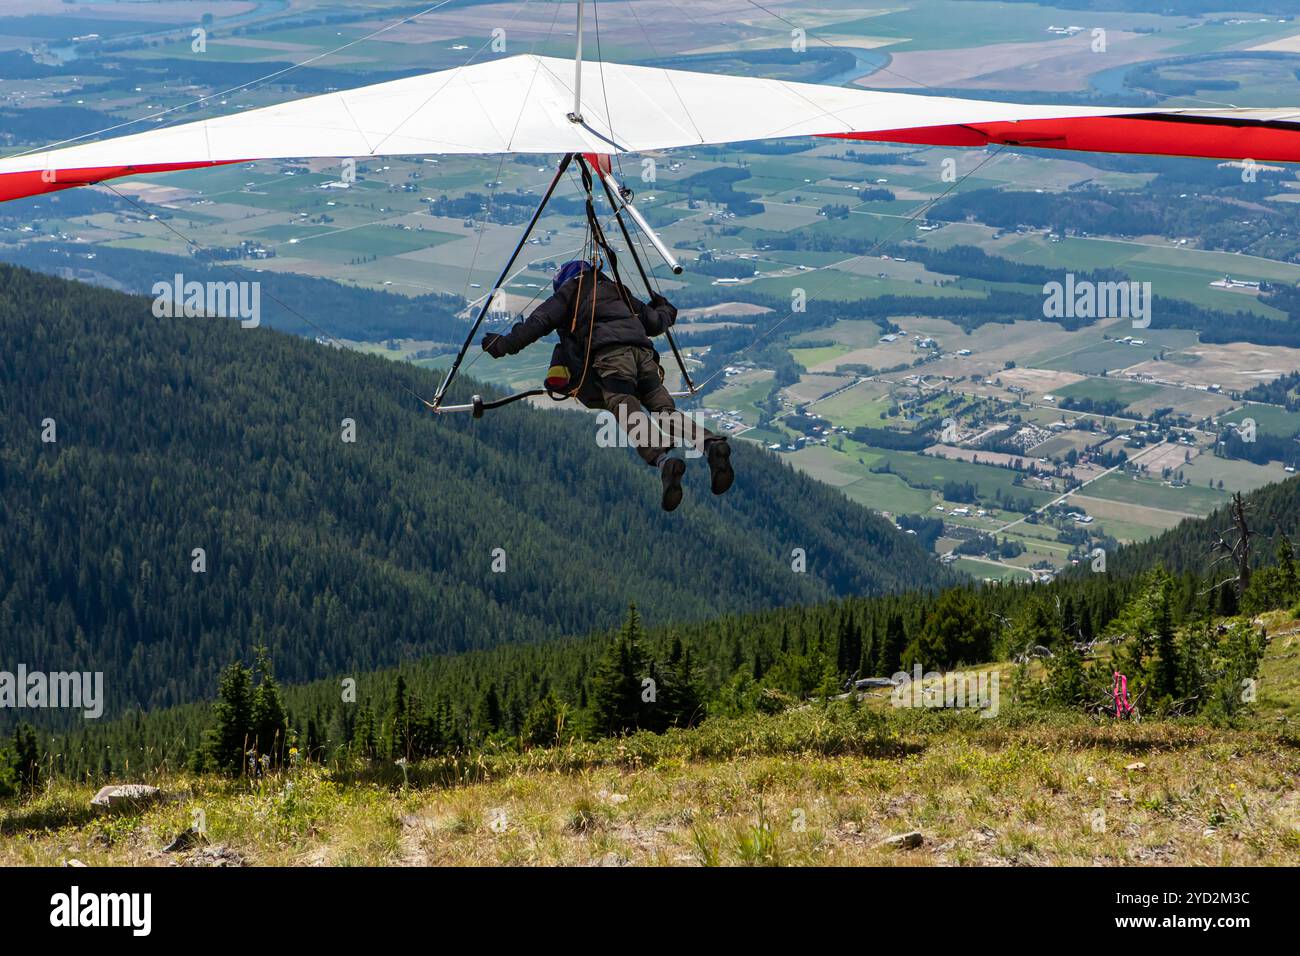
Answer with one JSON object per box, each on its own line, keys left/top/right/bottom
{"left": 1112, "top": 671, "right": 1134, "bottom": 718}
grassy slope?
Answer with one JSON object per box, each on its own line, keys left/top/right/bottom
{"left": 6, "top": 613, "right": 1297, "bottom": 867}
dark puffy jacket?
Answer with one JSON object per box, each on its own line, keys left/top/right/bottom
{"left": 496, "top": 270, "right": 676, "bottom": 356}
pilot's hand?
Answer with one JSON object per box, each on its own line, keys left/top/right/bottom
{"left": 481, "top": 333, "right": 509, "bottom": 358}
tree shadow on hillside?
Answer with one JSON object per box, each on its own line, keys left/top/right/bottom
{"left": 0, "top": 801, "right": 102, "bottom": 836}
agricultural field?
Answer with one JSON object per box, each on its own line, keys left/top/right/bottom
{"left": 1053, "top": 378, "right": 1164, "bottom": 410}
{"left": 1221, "top": 404, "right": 1300, "bottom": 439}
{"left": 2, "top": 0, "right": 1299, "bottom": 586}
{"left": 1084, "top": 472, "right": 1228, "bottom": 516}
{"left": 755, "top": 291, "right": 1300, "bottom": 576}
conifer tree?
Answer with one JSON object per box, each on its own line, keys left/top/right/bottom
{"left": 1151, "top": 573, "right": 1180, "bottom": 702}
{"left": 521, "top": 691, "right": 567, "bottom": 748}
{"left": 354, "top": 705, "right": 378, "bottom": 759}
{"left": 661, "top": 635, "right": 703, "bottom": 728}
{"left": 0, "top": 742, "right": 18, "bottom": 799}
{"left": 388, "top": 675, "right": 409, "bottom": 760}
{"left": 1278, "top": 535, "right": 1298, "bottom": 604}
{"left": 9, "top": 724, "right": 39, "bottom": 794}
{"left": 435, "top": 696, "right": 461, "bottom": 751}
{"left": 1044, "top": 640, "right": 1087, "bottom": 707}
{"left": 912, "top": 589, "right": 995, "bottom": 668}
{"left": 475, "top": 684, "right": 502, "bottom": 737}
{"left": 203, "top": 660, "right": 253, "bottom": 774}
{"left": 589, "top": 605, "right": 650, "bottom": 737}
{"left": 877, "top": 613, "right": 907, "bottom": 675}
{"left": 250, "top": 646, "right": 288, "bottom": 766}
{"left": 836, "top": 611, "right": 862, "bottom": 678}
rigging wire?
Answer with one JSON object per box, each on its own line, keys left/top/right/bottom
{"left": 739, "top": 0, "right": 1243, "bottom": 111}
{"left": 82, "top": 3, "right": 560, "bottom": 412}
{"left": 437, "top": 147, "right": 699, "bottom": 409}
{"left": 426, "top": 0, "right": 565, "bottom": 405}
{"left": 624, "top": 0, "right": 705, "bottom": 146}
{"left": 591, "top": 0, "right": 619, "bottom": 167}
{"left": 735, "top": 0, "right": 943, "bottom": 93}
{"left": 452, "top": 165, "right": 663, "bottom": 392}
{"left": 588, "top": 0, "right": 665, "bottom": 299}
{"left": 100, "top": 182, "right": 433, "bottom": 408}
{"left": 451, "top": 236, "right": 582, "bottom": 385}
{"left": 589, "top": 0, "right": 662, "bottom": 297}
{"left": 52, "top": 1, "right": 1018, "bottom": 417}
{"left": 551, "top": 0, "right": 1013, "bottom": 396}
{"left": 5, "top": 0, "right": 467, "bottom": 163}
{"left": 593, "top": 0, "right": 680, "bottom": 299}
{"left": 367, "top": 0, "right": 547, "bottom": 156}
{"left": 8, "top": 3, "right": 561, "bottom": 417}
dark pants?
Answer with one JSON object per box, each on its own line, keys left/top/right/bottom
{"left": 592, "top": 345, "right": 719, "bottom": 466}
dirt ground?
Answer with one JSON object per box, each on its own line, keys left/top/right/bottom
{"left": 1127, "top": 341, "right": 1300, "bottom": 393}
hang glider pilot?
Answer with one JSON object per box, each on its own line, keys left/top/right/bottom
{"left": 480, "top": 259, "right": 734, "bottom": 512}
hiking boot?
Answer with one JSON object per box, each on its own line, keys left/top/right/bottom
{"left": 705, "top": 438, "right": 734, "bottom": 495}
{"left": 660, "top": 457, "right": 686, "bottom": 512}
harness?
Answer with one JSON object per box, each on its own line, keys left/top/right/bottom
{"left": 543, "top": 161, "right": 664, "bottom": 405}
{"left": 430, "top": 153, "right": 695, "bottom": 417}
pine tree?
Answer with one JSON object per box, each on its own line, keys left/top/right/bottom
{"left": 305, "top": 714, "right": 322, "bottom": 762}
{"left": 661, "top": 636, "right": 703, "bottom": 728}
{"left": 835, "top": 610, "right": 862, "bottom": 678}
{"left": 521, "top": 691, "right": 567, "bottom": 748}
{"left": 1151, "top": 573, "right": 1179, "bottom": 702}
{"left": 388, "top": 675, "right": 409, "bottom": 760}
{"left": 405, "top": 690, "right": 439, "bottom": 757}
{"left": 1008, "top": 596, "right": 1060, "bottom": 655}
{"left": 354, "top": 705, "right": 378, "bottom": 759}
{"left": 913, "top": 589, "right": 995, "bottom": 667}
{"left": 250, "top": 646, "right": 288, "bottom": 766}
{"left": 877, "top": 613, "right": 906, "bottom": 675}
{"left": 1060, "top": 595, "right": 1076, "bottom": 643}
{"left": 1217, "top": 578, "right": 1239, "bottom": 617}
{"left": 474, "top": 684, "right": 502, "bottom": 737}
{"left": 203, "top": 660, "right": 253, "bottom": 774}
{"left": 327, "top": 704, "right": 354, "bottom": 763}
{"left": 1045, "top": 641, "right": 1087, "bottom": 707}
{"left": 434, "top": 696, "right": 461, "bottom": 751}
{"left": 10, "top": 724, "right": 39, "bottom": 794}
{"left": 1276, "top": 534, "right": 1298, "bottom": 606}
{"left": 1077, "top": 602, "right": 1095, "bottom": 643}
{"left": 589, "top": 605, "right": 650, "bottom": 737}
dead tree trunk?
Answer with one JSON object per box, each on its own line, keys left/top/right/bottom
{"left": 1210, "top": 492, "right": 1253, "bottom": 599}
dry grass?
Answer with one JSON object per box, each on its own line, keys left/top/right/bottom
{"left": 5, "top": 614, "right": 1297, "bottom": 867}
{"left": 3, "top": 711, "right": 1297, "bottom": 867}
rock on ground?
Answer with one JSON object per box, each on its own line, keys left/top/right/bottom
{"left": 91, "top": 784, "right": 163, "bottom": 811}
{"left": 879, "top": 831, "right": 925, "bottom": 850}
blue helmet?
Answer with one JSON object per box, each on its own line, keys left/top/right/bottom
{"left": 553, "top": 259, "right": 592, "bottom": 292}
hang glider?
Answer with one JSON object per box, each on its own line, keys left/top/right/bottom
{"left": 2, "top": 54, "right": 1299, "bottom": 204}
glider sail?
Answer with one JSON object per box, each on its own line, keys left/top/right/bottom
{"left": 2, "top": 54, "right": 1299, "bottom": 204}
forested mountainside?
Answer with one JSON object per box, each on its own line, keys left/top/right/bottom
{"left": 0, "top": 263, "right": 946, "bottom": 720}
{"left": 7, "top": 259, "right": 1298, "bottom": 774}
{"left": 43, "top": 522, "right": 1289, "bottom": 779}
{"left": 38, "top": 460, "right": 1300, "bottom": 775}
{"left": 1104, "top": 475, "right": 1300, "bottom": 579}
{"left": 0, "top": 241, "right": 468, "bottom": 342}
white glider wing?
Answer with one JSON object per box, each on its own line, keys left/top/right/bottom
{"left": 2, "top": 54, "right": 1298, "bottom": 202}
